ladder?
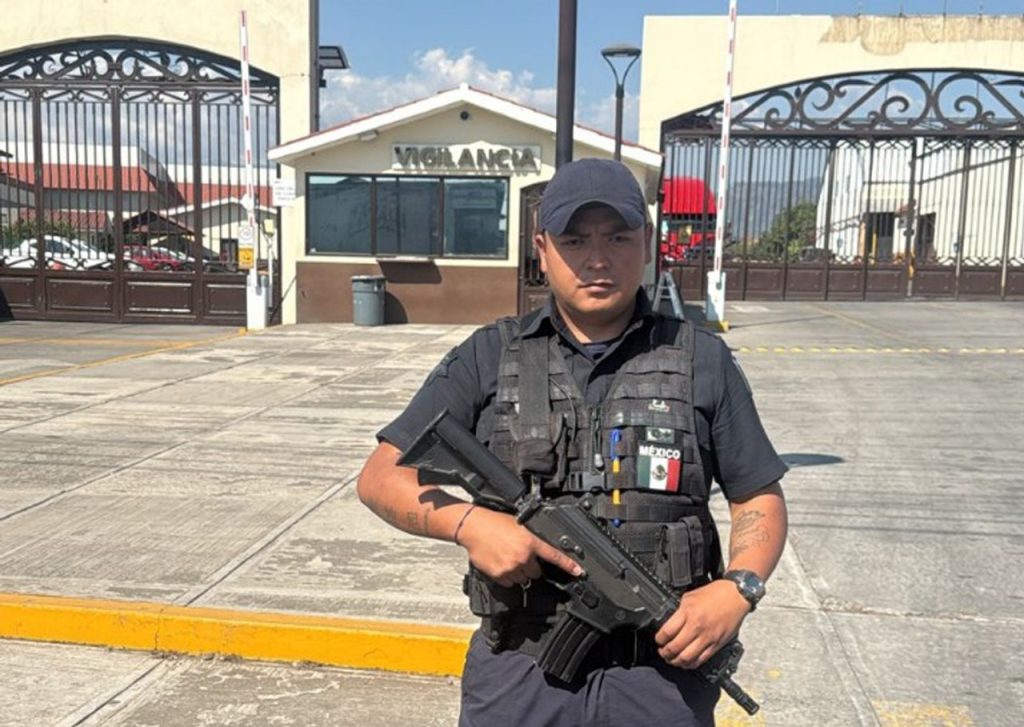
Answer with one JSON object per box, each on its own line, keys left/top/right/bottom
{"left": 652, "top": 269, "right": 685, "bottom": 319}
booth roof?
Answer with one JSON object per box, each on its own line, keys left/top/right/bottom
{"left": 268, "top": 83, "right": 662, "bottom": 169}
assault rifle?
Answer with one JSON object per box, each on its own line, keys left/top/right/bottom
{"left": 397, "top": 409, "right": 760, "bottom": 716}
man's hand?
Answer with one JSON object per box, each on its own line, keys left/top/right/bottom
{"left": 653, "top": 579, "right": 751, "bottom": 669}
{"left": 655, "top": 481, "right": 788, "bottom": 669}
{"left": 457, "top": 506, "right": 583, "bottom": 587}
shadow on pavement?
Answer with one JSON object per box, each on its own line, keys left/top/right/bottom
{"left": 779, "top": 453, "right": 845, "bottom": 468}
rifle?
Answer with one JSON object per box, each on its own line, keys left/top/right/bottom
{"left": 397, "top": 409, "right": 760, "bottom": 716}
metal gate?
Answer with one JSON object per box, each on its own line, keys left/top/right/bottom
{"left": 660, "top": 70, "right": 1024, "bottom": 301}
{"left": 518, "top": 181, "right": 548, "bottom": 315}
{"left": 0, "top": 40, "right": 279, "bottom": 323}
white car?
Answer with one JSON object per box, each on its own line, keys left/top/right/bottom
{"left": 1, "top": 235, "right": 116, "bottom": 270}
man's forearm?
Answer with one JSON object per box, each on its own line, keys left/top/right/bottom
{"left": 726, "top": 483, "right": 788, "bottom": 580}
{"left": 357, "top": 441, "right": 472, "bottom": 542}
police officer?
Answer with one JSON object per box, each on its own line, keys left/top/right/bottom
{"left": 358, "top": 158, "right": 789, "bottom": 726}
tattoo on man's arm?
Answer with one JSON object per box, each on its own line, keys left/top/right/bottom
{"left": 729, "top": 509, "right": 770, "bottom": 560}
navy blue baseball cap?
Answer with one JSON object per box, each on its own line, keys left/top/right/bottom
{"left": 539, "top": 158, "right": 647, "bottom": 235}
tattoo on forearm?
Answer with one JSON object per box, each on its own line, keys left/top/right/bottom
{"left": 404, "top": 509, "right": 434, "bottom": 535}
{"left": 374, "top": 490, "right": 452, "bottom": 537}
{"left": 730, "top": 510, "right": 770, "bottom": 560}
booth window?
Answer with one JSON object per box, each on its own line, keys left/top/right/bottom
{"left": 443, "top": 179, "right": 508, "bottom": 258}
{"left": 308, "top": 175, "right": 372, "bottom": 254}
{"left": 306, "top": 174, "right": 508, "bottom": 259}
{"left": 376, "top": 177, "right": 440, "bottom": 256}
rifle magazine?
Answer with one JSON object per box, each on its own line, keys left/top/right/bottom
{"left": 534, "top": 613, "right": 602, "bottom": 683}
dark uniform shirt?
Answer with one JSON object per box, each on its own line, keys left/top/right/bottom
{"left": 379, "top": 292, "right": 787, "bottom": 501}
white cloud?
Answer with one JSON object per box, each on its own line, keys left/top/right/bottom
{"left": 320, "top": 48, "right": 556, "bottom": 127}
{"left": 319, "top": 48, "right": 641, "bottom": 144}
{"left": 579, "top": 91, "right": 641, "bottom": 145}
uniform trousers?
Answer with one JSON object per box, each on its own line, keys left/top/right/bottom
{"left": 458, "top": 629, "right": 720, "bottom": 727}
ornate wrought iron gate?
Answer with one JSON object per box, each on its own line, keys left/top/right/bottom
{"left": 0, "top": 40, "right": 279, "bottom": 323}
{"left": 660, "top": 70, "right": 1024, "bottom": 301}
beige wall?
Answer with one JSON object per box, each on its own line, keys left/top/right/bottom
{"left": 639, "top": 15, "right": 1024, "bottom": 148}
{"left": 0, "top": 1, "right": 310, "bottom": 140}
{"left": 1, "top": 0, "right": 312, "bottom": 319}
{"left": 282, "top": 102, "right": 659, "bottom": 323}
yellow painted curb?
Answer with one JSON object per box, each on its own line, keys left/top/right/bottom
{"left": 703, "top": 320, "right": 730, "bottom": 333}
{"left": 0, "top": 592, "right": 472, "bottom": 677}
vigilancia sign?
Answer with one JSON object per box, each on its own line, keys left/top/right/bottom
{"left": 392, "top": 143, "right": 541, "bottom": 173}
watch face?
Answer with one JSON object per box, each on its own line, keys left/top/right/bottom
{"left": 740, "top": 574, "right": 765, "bottom": 600}
{"left": 726, "top": 570, "right": 765, "bottom": 603}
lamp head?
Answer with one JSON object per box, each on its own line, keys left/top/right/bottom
{"left": 601, "top": 44, "right": 641, "bottom": 60}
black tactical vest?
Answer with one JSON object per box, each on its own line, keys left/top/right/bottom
{"left": 465, "top": 313, "right": 723, "bottom": 655}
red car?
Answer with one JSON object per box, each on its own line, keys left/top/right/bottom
{"left": 123, "top": 244, "right": 188, "bottom": 271}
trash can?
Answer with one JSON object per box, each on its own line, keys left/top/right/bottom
{"left": 351, "top": 275, "right": 387, "bottom": 326}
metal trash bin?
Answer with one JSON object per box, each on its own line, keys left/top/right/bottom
{"left": 351, "top": 275, "right": 387, "bottom": 326}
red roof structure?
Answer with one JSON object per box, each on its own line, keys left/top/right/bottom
{"left": 662, "top": 177, "right": 717, "bottom": 216}
{"left": 0, "top": 162, "right": 270, "bottom": 204}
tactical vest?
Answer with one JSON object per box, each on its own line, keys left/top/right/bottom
{"left": 465, "top": 313, "right": 724, "bottom": 657}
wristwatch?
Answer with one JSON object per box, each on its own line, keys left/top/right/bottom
{"left": 722, "top": 570, "right": 766, "bottom": 612}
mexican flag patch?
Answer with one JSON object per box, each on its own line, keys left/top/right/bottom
{"left": 636, "top": 443, "right": 682, "bottom": 491}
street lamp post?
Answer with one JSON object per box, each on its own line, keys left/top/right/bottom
{"left": 600, "top": 44, "right": 641, "bottom": 161}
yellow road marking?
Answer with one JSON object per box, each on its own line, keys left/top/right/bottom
{"left": 0, "top": 328, "right": 246, "bottom": 387}
{"left": 0, "top": 592, "right": 470, "bottom": 677}
{"left": 874, "top": 700, "right": 975, "bottom": 726}
{"left": 734, "top": 346, "right": 1023, "bottom": 355}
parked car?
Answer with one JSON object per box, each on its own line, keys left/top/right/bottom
{"left": 123, "top": 244, "right": 189, "bottom": 271}
{"left": 1, "top": 235, "right": 114, "bottom": 270}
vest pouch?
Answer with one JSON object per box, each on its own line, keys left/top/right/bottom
{"left": 513, "top": 438, "right": 557, "bottom": 475}
{"left": 464, "top": 568, "right": 494, "bottom": 617}
{"left": 465, "top": 568, "right": 516, "bottom": 651}
{"left": 656, "top": 516, "right": 706, "bottom": 590}
{"left": 512, "top": 412, "right": 567, "bottom": 477}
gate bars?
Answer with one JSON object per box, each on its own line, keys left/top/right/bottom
{"left": 660, "top": 69, "right": 1024, "bottom": 301}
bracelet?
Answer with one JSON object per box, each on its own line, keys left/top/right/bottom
{"left": 452, "top": 504, "right": 478, "bottom": 546}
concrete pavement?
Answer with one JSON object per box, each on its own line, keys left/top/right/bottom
{"left": 1, "top": 302, "right": 1022, "bottom": 726}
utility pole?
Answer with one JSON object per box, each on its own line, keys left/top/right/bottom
{"left": 555, "top": 0, "right": 577, "bottom": 168}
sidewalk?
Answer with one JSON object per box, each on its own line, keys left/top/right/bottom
{"left": 1, "top": 302, "right": 1022, "bottom": 726}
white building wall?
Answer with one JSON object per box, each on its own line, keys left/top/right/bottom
{"left": 816, "top": 142, "right": 1024, "bottom": 264}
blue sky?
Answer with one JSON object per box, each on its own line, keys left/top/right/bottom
{"left": 318, "top": 0, "right": 1023, "bottom": 142}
